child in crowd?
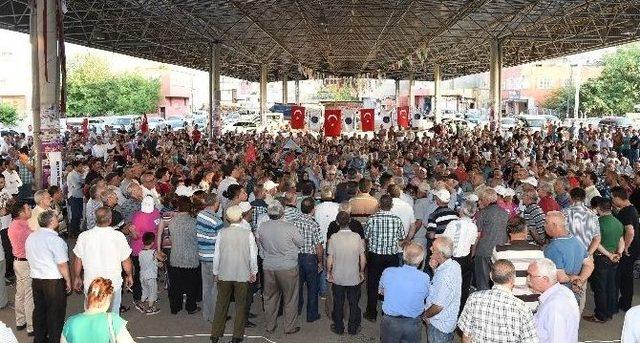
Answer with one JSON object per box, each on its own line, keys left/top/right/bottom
{"left": 139, "top": 232, "right": 162, "bottom": 315}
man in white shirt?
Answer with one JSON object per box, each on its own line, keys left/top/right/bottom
{"left": 140, "top": 172, "right": 162, "bottom": 209}
{"left": 388, "top": 184, "right": 417, "bottom": 242}
{"left": 2, "top": 160, "right": 22, "bottom": 196}
{"left": 28, "top": 190, "right": 52, "bottom": 231}
{"left": 66, "top": 160, "right": 86, "bottom": 237}
{"left": 217, "top": 163, "right": 243, "bottom": 215}
{"left": 528, "top": 258, "right": 579, "bottom": 343}
{"left": 622, "top": 305, "right": 640, "bottom": 342}
{"left": 314, "top": 187, "right": 340, "bottom": 244}
{"left": 25, "top": 210, "right": 69, "bottom": 342}
{"left": 72, "top": 206, "right": 133, "bottom": 313}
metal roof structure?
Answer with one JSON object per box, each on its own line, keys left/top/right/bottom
{"left": 1, "top": 0, "right": 640, "bottom": 82}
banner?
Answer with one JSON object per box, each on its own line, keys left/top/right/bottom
{"left": 360, "top": 108, "right": 375, "bottom": 131}
{"left": 308, "top": 107, "right": 323, "bottom": 131}
{"left": 47, "top": 151, "right": 63, "bottom": 187}
{"left": 397, "top": 106, "right": 409, "bottom": 128}
{"left": 380, "top": 109, "right": 393, "bottom": 129}
{"left": 324, "top": 109, "right": 342, "bottom": 137}
{"left": 342, "top": 108, "right": 357, "bottom": 133}
{"left": 290, "top": 105, "right": 305, "bottom": 129}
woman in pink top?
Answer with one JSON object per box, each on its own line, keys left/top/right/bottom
{"left": 129, "top": 196, "right": 160, "bottom": 312}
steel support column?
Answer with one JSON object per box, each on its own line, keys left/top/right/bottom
{"left": 489, "top": 39, "right": 503, "bottom": 127}
{"left": 294, "top": 79, "right": 300, "bottom": 104}
{"left": 34, "top": 0, "right": 60, "bottom": 189}
{"left": 208, "top": 43, "right": 220, "bottom": 139}
{"left": 282, "top": 74, "right": 288, "bottom": 104}
{"left": 260, "top": 65, "right": 268, "bottom": 125}
{"left": 433, "top": 64, "right": 442, "bottom": 123}
{"left": 394, "top": 79, "right": 400, "bottom": 105}
{"left": 573, "top": 64, "right": 581, "bottom": 118}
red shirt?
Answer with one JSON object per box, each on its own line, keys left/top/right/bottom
{"left": 8, "top": 219, "right": 31, "bottom": 258}
{"left": 539, "top": 195, "right": 561, "bottom": 214}
{"left": 156, "top": 182, "right": 171, "bottom": 196}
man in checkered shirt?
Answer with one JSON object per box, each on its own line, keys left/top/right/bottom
{"left": 293, "top": 197, "right": 323, "bottom": 323}
{"left": 363, "top": 194, "right": 405, "bottom": 322}
{"left": 458, "top": 259, "right": 538, "bottom": 343}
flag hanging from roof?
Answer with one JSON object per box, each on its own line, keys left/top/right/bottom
{"left": 324, "top": 109, "right": 341, "bottom": 137}
{"left": 290, "top": 105, "right": 305, "bottom": 129}
{"left": 397, "top": 106, "right": 409, "bottom": 128}
{"left": 360, "top": 108, "right": 375, "bottom": 131}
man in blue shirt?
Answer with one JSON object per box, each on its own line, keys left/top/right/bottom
{"left": 379, "top": 242, "right": 430, "bottom": 342}
{"left": 422, "top": 237, "right": 461, "bottom": 343}
{"left": 543, "top": 211, "right": 594, "bottom": 310}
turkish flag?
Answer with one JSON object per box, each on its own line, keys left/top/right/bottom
{"left": 324, "top": 109, "right": 341, "bottom": 137}
{"left": 360, "top": 109, "right": 375, "bottom": 132}
{"left": 397, "top": 106, "right": 409, "bottom": 128}
{"left": 290, "top": 105, "right": 305, "bottom": 129}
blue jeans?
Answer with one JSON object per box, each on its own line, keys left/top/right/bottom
{"left": 380, "top": 315, "right": 421, "bottom": 343}
{"left": 298, "top": 253, "right": 320, "bottom": 321}
{"left": 427, "top": 323, "right": 454, "bottom": 343}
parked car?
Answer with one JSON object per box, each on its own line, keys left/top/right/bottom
{"left": 500, "top": 117, "right": 518, "bottom": 131}
{"left": 517, "top": 115, "right": 548, "bottom": 132}
{"left": 599, "top": 116, "right": 635, "bottom": 128}
{"left": 222, "top": 120, "right": 258, "bottom": 133}
{"left": 109, "top": 116, "right": 140, "bottom": 130}
{"left": 146, "top": 117, "right": 166, "bottom": 131}
{"left": 165, "top": 117, "right": 187, "bottom": 131}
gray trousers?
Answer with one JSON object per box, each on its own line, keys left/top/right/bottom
{"left": 0, "top": 260, "right": 7, "bottom": 308}
{"left": 473, "top": 256, "right": 492, "bottom": 291}
{"left": 263, "top": 267, "right": 299, "bottom": 333}
{"left": 380, "top": 315, "right": 421, "bottom": 343}
{"left": 201, "top": 261, "right": 217, "bottom": 322}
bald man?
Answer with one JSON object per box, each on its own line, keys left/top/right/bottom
{"left": 543, "top": 211, "right": 594, "bottom": 313}
{"left": 379, "top": 243, "right": 430, "bottom": 342}
{"left": 458, "top": 259, "right": 537, "bottom": 342}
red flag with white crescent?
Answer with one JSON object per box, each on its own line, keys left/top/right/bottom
{"left": 324, "top": 109, "right": 342, "bottom": 137}
{"left": 290, "top": 105, "right": 305, "bottom": 129}
{"left": 360, "top": 108, "right": 375, "bottom": 132}
{"left": 397, "top": 106, "right": 409, "bottom": 128}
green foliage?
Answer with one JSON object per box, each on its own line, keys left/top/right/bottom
{"left": 541, "top": 85, "right": 576, "bottom": 115}
{"left": 67, "top": 54, "right": 161, "bottom": 117}
{"left": 541, "top": 44, "right": 640, "bottom": 117}
{"left": 580, "top": 45, "right": 640, "bottom": 116}
{"left": 315, "top": 83, "right": 358, "bottom": 101}
{"left": 0, "top": 103, "right": 20, "bottom": 125}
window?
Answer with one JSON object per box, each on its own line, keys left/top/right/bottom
{"left": 537, "top": 78, "right": 552, "bottom": 89}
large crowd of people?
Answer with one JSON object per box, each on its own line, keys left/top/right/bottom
{"left": 0, "top": 120, "right": 639, "bottom": 342}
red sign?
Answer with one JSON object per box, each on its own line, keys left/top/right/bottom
{"left": 397, "top": 106, "right": 409, "bottom": 128}
{"left": 324, "top": 109, "right": 342, "bottom": 137}
{"left": 360, "top": 108, "right": 375, "bottom": 132}
{"left": 290, "top": 105, "right": 305, "bottom": 129}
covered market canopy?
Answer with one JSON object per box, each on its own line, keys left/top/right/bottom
{"left": 0, "top": 0, "right": 639, "bottom": 82}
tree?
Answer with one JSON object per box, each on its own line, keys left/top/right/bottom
{"left": 67, "top": 54, "right": 161, "bottom": 117}
{"left": 541, "top": 44, "right": 640, "bottom": 117}
{"left": 315, "top": 83, "right": 359, "bottom": 101}
{"left": 541, "top": 85, "right": 576, "bottom": 116}
{"left": 580, "top": 44, "right": 640, "bottom": 116}
{"left": 0, "top": 103, "right": 20, "bottom": 125}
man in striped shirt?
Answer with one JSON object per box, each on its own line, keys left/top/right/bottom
{"left": 196, "top": 194, "right": 224, "bottom": 322}
{"left": 294, "top": 198, "right": 323, "bottom": 323}
{"left": 492, "top": 216, "right": 544, "bottom": 312}
{"left": 426, "top": 189, "right": 459, "bottom": 269}
{"left": 363, "top": 194, "right": 405, "bottom": 322}
{"left": 521, "top": 189, "right": 547, "bottom": 246}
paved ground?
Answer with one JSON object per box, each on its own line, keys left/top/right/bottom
{"left": 1, "top": 278, "right": 635, "bottom": 343}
